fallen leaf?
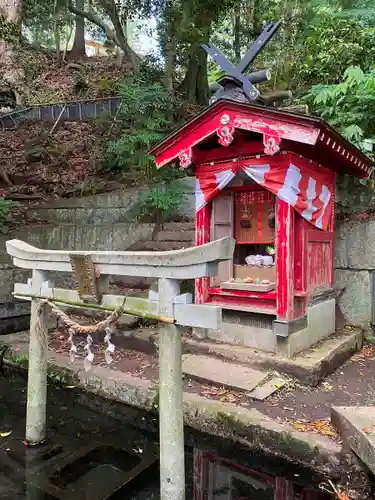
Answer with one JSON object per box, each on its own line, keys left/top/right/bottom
{"left": 63, "top": 385, "right": 76, "bottom": 389}
{"left": 0, "top": 431, "right": 12, "bottom": 437}
{"left": 291, "top": 422, "right": 307, "bottom": 431}
{"left": 226, "top": 393, "right": 238, "bottom": 403}
{"left": 275, "top": 382, "right": 285, "bottom": 389}
{"left": 351, "top": 345, "right": 375, "bottom": 361}
{"left": 363, "top": 427, "right": 372, "bottom": 434}
{"left": 289, "top": 419, "right": 338, "bottom": 439}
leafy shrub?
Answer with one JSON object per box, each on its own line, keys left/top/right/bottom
{"left": 303, "top": 66, "right": 375, "bottom": 212}
{"left": 138, "top": 54, "right": 166, "bottom": 84}
{"left": 139, "top": 181, "right": 187, "bottom": 224}
{"left": 298, "top": 15, "right": 375, "bottom": 86}
{"left": 102, "top": 78, "right": 176, "bottom": 181}
{"left": 303, "top": 66, "right": 375, "bottom": 153}
{"left": 0, "top": 198, "right": 17, "bottom": 233}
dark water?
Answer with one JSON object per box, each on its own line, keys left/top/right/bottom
{"left": 0, "top": 368, "right": 348, "bottom": 500}
{"left": 0, "top": 368, "right": 194, "bottom": 500}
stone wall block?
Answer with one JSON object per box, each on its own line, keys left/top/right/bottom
{"left": 335, "top": 269, "right": 372, "bottom": 330}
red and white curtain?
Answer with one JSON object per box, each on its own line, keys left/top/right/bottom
{"left": 195, "top": 153, "right": 334, "bottom": 231}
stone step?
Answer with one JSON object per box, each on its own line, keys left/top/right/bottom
{"left": 184, "top": 328, "right": 362, "bottom": 386}
{"left": 182, "top": 354, "right": 268, "bottom": 392}
{"left": 132, "top": 240, "right": 192, "bottom": 251}
{"left": 161, "top": 222, "right": 195, "bottom": 232}
{"left": 155, "top": 230, "right": 195, "bottom": 242}
{"left": 248, "top": 377, "right": 286, "bottom": 401}
{"left": 331, "top": 406, "right": 375, "bottom": 474}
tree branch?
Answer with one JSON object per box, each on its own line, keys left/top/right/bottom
{"left": 67, "top": 0, "right": 123, "bottom": 50}
{"left": 102, "top": 0, "right": 140, "bottom": 65}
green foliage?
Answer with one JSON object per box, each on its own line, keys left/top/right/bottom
{"left": 0, "top": 15, "right": 20, "bottom": 43}
{"left": 303, "top": 66, "right": 375, "bottom": 152}
{"left": 0, "top": 198, "right": 17, "bottom": 234}
{"left": 47, "top": 370, "right": 69, "bottom": 387}
{"left": 303, "top": 64, "right": 375, "bottom": 213}
{"left": 298, "top": 15, "right": 375, "bottom": 85}
{"left": 205, "top": 0, "right": 375, "bottom": 94}
{"left": 23, "top": 0, "right": 74, "bottom": 47}
{"left": 102, "top": 77, "right": 179, "bottom": 184}
{"left": 138, "top": 55, "right": 165, "bottom": 84}
{"left": 140, "top": 182, "right": 187, "bottom": 223}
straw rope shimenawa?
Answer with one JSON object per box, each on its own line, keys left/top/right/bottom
{"left": 46, "top": 299, "right": 124, "bottom": 335}
{"left": 14, "top": 292, "right": 175, "bottom": 335}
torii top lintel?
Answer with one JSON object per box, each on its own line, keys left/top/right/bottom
{"left": 150, "top": 100, "right": 372, "bottom": 179}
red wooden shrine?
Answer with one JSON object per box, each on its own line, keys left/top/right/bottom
{"left": 151, "top": 100, "right": 372, "bottom": 350}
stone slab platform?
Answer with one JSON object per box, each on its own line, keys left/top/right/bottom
{"left": 183, "top": 328, "right": 363, "bottom": 386}
{"left": 331, "top": 406, "right": 375, "bottom": 475}
{"left": 182, "top": 354, "right": 269, "bottom": 392}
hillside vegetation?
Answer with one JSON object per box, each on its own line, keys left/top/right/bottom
{"left": 0, "top": 0, "right": 374, "bottom": 226}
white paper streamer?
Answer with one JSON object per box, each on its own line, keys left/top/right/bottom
{"left": 104, "top": 327, "right": 115, "bottom": 365}
{"left": 84, "top": 334, "right": 94, "bottom": 372}
{"left": 68, "top": 328, "right": 77, "bottom": 363}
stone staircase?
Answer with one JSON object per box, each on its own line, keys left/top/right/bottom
{"left": 129, "top": 222, "right": 195, "bottom": 252}
{"left": 110, "top": 222, "right": 195, "bottom": 292}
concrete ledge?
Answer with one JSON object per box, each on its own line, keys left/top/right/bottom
{"left": 0, "top": 332, "right": 355, "bottom": 478}
{"left": 273, "top": 316, "right": 308, "bottom": 338}
{"left": 184, "top": 328, "right": 363, "bottom": 386}
{"left": 203, "top": 321, "right": 277, "bottom": 352}
{"left": 276, "top": 299, "right": 336, "bottom": 358}
{"left": 331, "top": 406, "right": 375, "bottom": 474}
{"left": 183, "top": 393, "right": 342, "bottom": 477}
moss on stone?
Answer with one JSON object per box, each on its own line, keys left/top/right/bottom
{"left": 10, "top": 354, "right": 28, "bottom": 366}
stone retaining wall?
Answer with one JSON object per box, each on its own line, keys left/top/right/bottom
{"left": 0, "top": 178, "right": 195, "bottom": 333}
{"left": 335, "top": 219, "right": 375, "bottom": 331}
{"left": 0, "top": 222, "right": 156, "bottom": 333}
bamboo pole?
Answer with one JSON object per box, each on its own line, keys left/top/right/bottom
{"left": 13, "top": 292, "right": 175, "bottom": 324}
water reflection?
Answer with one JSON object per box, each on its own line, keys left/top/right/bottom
{"left": 192, "top": 449, "right": 331, "bottom": 500}
{"left": 0, "top": 369, "right": 332, "bottom": 500}
{"left": 0, "top": 369, "right": 162, "bottom": 500}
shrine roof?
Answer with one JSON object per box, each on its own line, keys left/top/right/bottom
{"left": 151, "top": 99, "right": 373, "bottom": 179}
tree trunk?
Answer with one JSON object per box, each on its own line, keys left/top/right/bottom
{"left": 233, "top": 6, "right": 241, "bottom": 63}
{"left": 70, "top": 0, "right": 86, "bottom": 58}
{"left": 63, "top": 20, "right": 74, "bottom": 61}
{"left": 67, "top": 0, "right": 139, "bottom": 68}
{"left": 251, "top": 0, "right": 262, "bottom": 38}
{"left": 164, "top": 38, "right": 176, "bottom": 93}
{"left": 180, "top": 22, "right": 210, "bottom": 106}
{"left": 0, "top": 0, "right": 24, "bottom": 104}
{"left": 54, "top": 26, "right": 61, "bottom": 61}
{"left": 53, "top": 0, "right": 61, "bottom": 62}
{"left": 103, "top": 0, "right": 139, "bottom": 67}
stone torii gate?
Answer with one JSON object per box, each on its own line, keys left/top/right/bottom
{"left": 6, "top": 236, "right": 235, "bottom": 500}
